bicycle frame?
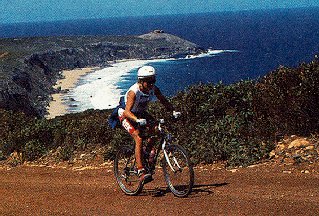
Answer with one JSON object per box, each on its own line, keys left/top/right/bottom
{"left": 145, "top": 119, "right": 181, "bottom": 174}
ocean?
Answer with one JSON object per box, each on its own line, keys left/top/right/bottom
{"left": 1, "top": 7, "right": 319, "bottom": 112}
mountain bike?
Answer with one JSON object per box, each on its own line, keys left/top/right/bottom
{"left": 113, "top": 119, "right": 194, "bottom": 197}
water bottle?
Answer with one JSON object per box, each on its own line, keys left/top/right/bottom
{"left": 149, "top": 149, "right": 155, "bottom": 164}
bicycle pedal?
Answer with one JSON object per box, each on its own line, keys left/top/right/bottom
{"left": 141, "top": 174, "right": 153, "bottom": 185}
{"left": 143, "top": 176, "right": 154, "bottom": 184}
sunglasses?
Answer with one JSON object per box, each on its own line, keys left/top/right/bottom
{"left": 145, "top": 78, "right": 156, "bottom": 84}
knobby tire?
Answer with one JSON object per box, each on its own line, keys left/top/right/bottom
{"left": 113, "top": 145, "right": 143, "bottom": 196}
{"left": 162, "top": 144, "right": 194, "bottom": 197}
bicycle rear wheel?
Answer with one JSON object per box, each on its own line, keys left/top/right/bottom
{"left": 162, "top": 144, "right": 194, "bottom": 197}
{"left": 114, "top": 145, "right": 143, "bottom": 195}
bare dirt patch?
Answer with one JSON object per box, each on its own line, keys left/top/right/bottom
{"left": 0, "top": 162, "right": 318, "bottom": 215}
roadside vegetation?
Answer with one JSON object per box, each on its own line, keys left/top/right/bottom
{"left": 0, "top": 56, "right": 318, "bottom": 167}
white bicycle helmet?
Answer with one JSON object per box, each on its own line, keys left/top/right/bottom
{"left": 137, "top": 66, "right": 156, "bottom": 79}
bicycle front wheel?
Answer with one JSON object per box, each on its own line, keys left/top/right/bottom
{"left": 113, "top": 145, "right": 143, "bottom": 196}
{"left": 162, "top": 144, "right": 194, "bottom": 197}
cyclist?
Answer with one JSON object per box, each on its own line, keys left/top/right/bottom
{"left": 118, "top": 65, "right": 180, "bottom": 184}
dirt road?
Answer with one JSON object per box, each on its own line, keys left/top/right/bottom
{"left": 0, "top": 163, "right": 318, "bottom": 215}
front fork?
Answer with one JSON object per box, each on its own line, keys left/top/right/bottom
{"left": 162, "top": 138, "right": 181, "bottom": 173}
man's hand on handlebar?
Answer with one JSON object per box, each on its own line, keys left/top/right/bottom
{"left": 136, "top": 118, "right": 147, "bottom": 126}
{"left": 173, "top": 111, "right": 181, "bottom": 119}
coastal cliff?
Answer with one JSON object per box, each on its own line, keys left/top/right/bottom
{"left": 0, "top": 31, "right": 202, "bottom": 117}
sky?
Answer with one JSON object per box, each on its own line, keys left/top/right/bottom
{"left": 1, "top": 0, "right": 319, "bottom": 24}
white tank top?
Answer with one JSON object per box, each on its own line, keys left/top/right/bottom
{"left": 124, "top": 83, "right": 155, "bottom": 114}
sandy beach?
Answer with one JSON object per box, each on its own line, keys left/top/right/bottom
{"left": 45, "top": 67, "right": 98, "bottom": 119}
{"left": 45, "top": 59, "right": 160, "bottom": 119}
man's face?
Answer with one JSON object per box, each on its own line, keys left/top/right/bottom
{"left": 142, "top": 77, "right": 156, "bottom": 91}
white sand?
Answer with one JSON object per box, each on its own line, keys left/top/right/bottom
{"left": 45, "top": 67, "right": 97, "bottom": 119}
{"left": 69, "top": 59, "right": 167, "bottom": 112}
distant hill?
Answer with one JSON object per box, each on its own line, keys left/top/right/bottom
{"left": 138, "top": 30, "right": 197, "bottom": 48}
{"left": 0, "top": 31, "right": 202, "bottom": 117}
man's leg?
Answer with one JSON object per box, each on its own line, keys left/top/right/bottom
{"left": 121, "top": 118, "right": 152, "bottom": 183}
{"left": 131, "top": 131, "right": 152, "bottom": 183}
{"left": 131, "top": 130, "right": 143, "bottom": 170}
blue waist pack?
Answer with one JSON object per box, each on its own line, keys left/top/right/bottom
{"left": 108, "top": 96, "right": 125, "bottom": 129}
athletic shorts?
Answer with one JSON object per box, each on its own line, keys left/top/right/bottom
{"left": 118, "top": 108, "right": 154, "bottom": 135}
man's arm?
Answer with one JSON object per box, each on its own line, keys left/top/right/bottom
{"left": 123, "top": 90, "right": 138, "bottom": 122}
{"left": 154, "top": 86, "right": 174, "bottom": 112}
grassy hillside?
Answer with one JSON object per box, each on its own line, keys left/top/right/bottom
{"left": 0, "top": 55, "right": 318, "bottom": 167}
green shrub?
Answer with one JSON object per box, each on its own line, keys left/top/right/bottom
{"left": 0, "top": 150, "right": 6, "bottom": 161}
{"left": 23, "top": 140, "right": 47, "bottom": 161}
{"left": 57, "top": 145, "right": 74, "bottom": 161}
{"left": 255, "top": 60, "right": 319, "bottom": 135}
{"left": 103, "top": 128, "right": 132, "bottom": 161}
